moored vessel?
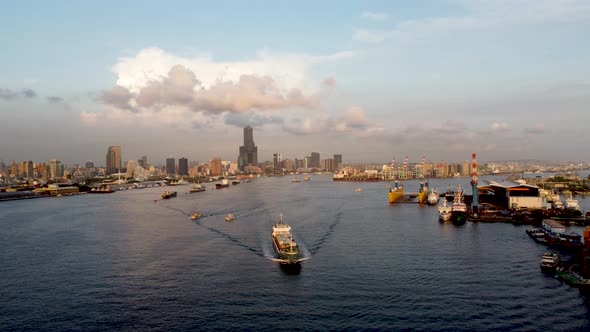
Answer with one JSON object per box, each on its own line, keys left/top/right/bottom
{"left": 88, "top": 185, "right": 114, "bottom": 194}
{"left": 427, "top": 188, "right": 440, "bottom": 205}
{"left": 388, "top": 181, "right": 404, "bottom": 203}
{"left": 438, "top": 200, "right": 452, "bottom": 222}
{"left": 418, "top": 181, "right": 430, "bottom": 204}
{"left": 540, "top": 252, "right": 561, "bottom": 273}
{"left": 451, "top": 185, "right": 467, "bottom": 224}
{"left": 272, "top": 214, "right": 304, "bottom": 264}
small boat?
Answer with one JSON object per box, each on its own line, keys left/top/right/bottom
{"left": 225, "top": 213, "right": 235, "bottom": 222}
{"left": 189, "top": 184, "right": 206, "bottom": 193}
{"left": 438, "top": 200, "right": 452, "bottom": 222}
{"left": 292, "top": 177, "right": 301, "bottom": 183}
{"left": 245, "top": 179, "right": 251, "bottom": 183}
{"left": 525, "top": 227, "right": 547, "bottom": 244}
{"left": 355, "top": 188, "right": 364, "bottom": 192}
{"left": 191, "top": 211, "right": 203, "bottom": 220}
{"left": 216, "top": 179, "right": 230, "bottom": 189}
{"left": 540, "top": 252, "right": 561, "bottom": 273}
{"left": 304, "top": 176, "right": 310, "bottom": 181}
{"left": 427, "top": 188, "right": 440, "bottom": 205}
{"left": 272, "top": 214, "right": 305, "bottom": 264}
{"left": 232, "top": 180, "right": 240, "bottom": 185}
{"left": 388, "top": 181, "right": 404, "bottom": 203}
{"left": 161, "top": 191, "right": 177, "bottom": 199}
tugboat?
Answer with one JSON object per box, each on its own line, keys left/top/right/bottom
{"left": 225, "top": 213, "right": 235, "bottom": 222}
{"left": 161, "top": 191, "right": 177, "bottom": 199}
{"left": 388, "top": 181, "right": 404, "bottom": 203}
{"left": 272, "top": 214, "right": 305, "bottom": 264}
{"left": 215, "top": 179, "right": 230, "bottom": 189}
{"left": 540, "top": 252, "right": 561, "bottom": 273}
{"left": 191, "top": 211, "right": 203, "bottom": 220}
{"left": 189, "top": 184, "right": 206, "bottom": 193}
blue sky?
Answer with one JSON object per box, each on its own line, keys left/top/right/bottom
{"left": 1, "top": 1, "right": 590, "bottom": 165}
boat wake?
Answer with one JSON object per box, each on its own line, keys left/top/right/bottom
{"left": 308, "top": 209, "right": 344, "bottom": 255}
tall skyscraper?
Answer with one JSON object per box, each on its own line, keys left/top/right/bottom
{"left": 211, "top": 157, "right": 222, "bottom": 176}
{"left": 311, "top": 152, "right": 320, "bottom": 168}
{"left": 238, "top": 125, "right": 258, "bottom": 171}
{"left": 49, "top": 159, "right": 64, "bottom": 179}
{"left": 23, "top": 161, "right": 34, "bottom": 178}
{"left": 178, "top": 157, "right": 188, "bottom": 176}
{"left": 106, "top": 146, "right": 122, "bottom": 175}
{"left": 166, "top": 157, "right": 176, "bottom": 175}
{"left": 85, "top": 162, "right": 94, "bottom": 169}
{"left": 334, "top": 154, "right": 342, "bottom": 171}
{"left": 273, "top": 153, "right": 282, "bottom": 170}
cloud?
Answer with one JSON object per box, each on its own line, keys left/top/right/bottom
{"left": 80, "top": 111, "right": 99, "bottom": 126}
{"left": 353, "top": 29, "right": 386, "bottom": 43}
{"left": 47, "top": 96, "right": 64, "bottom": 103}
{"left": 354, "top": 1, "right": 590, "bottom": 43}
{"left": 224, "top": 112, "right": 284, "bottom": 128}
{"left": 361, "top": 11, "right": 390, "bottom": 21}
{"left": 524, "top": 123, "right": 545, "bottom": 135}
{"left": 0, "top": 88, "right": 37, "bottom": 100}
{"left": 282, "top": 107, "right": 384, "bottom": 137}
{"left": 99, "top": 86, "right": 136, "bottom": 111}
{"left": 490, "top": 122, "right": 509, "bottom": 131}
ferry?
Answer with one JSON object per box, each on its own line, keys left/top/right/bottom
{"left": 215, "top": 179, "right": 230, "bottom": 189}
{"left": 540, "top": 252, "right": 561, "bottom": 273}
{"left": 271, "top": 214, "right": 304, "bottom": 264}
{"left": 438, "top": 200, "right": 452, "bottom": 222}
{"left": 161, "top": 191, "right": 177, "bottom": 199}
{"left": 189, "top": 184, "right": 206, "bottom": 193}
{"left": 388, "top": 181, "right": 404, "bottom": 203}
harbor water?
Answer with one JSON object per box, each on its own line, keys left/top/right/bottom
{"left": 2, "top": 174, "right": 590, "bottom": 331}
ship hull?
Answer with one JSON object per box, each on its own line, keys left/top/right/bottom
{"left": 451, "top": 211, "right": 467, "bottom": 225}
{"left": 389, "top": 188, "right": 404, "bottom": 203}
{"left": 215, "top": 184, "right": 229, "bottom": 189}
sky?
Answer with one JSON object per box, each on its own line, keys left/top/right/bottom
{"left": 1, "top": 0, "right": 590, "bottom": 166}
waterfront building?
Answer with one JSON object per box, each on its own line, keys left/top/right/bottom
{"left": 125, "top": 160, "right": 138, "bottom": 178}
{"left": 166, "top": 157, "right": 176, "bottom": 175}
{"left": 238, "top": 125, "right": 258, "bottom": 171}
{"left": 284, "top": 159, "right": 294, "bottom": 171}
{"left": 106, "top": 146, "right": 122, "bottom": 175}
{"left": 178, "top": 157, "right": 188, "bottom": 176}
{"left": 311, "top": 152, "right": 320, "bottom": 168}
{"left": 334, "top": 154, "right": 342, "bottom": 171}
{"left": 211, "top": 157, "right": 222, "bottom": 176}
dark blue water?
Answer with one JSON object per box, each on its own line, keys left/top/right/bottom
{"left": 2, "top": 175, "right": 590, "bottom": 331}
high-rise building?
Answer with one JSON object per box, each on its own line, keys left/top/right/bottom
{"left": 166, "top": 157, "right": 176, "bottom": 175}
{"left": 10, "top": 161, "right": 18, "bottom": 176}
{"left": 273, "top": 153, "right": 282, "bottom": 170}
{"left": 334, "top": 154, "right": 342, "bottom": 171}
{"left": 23, "top": 161, "right": 34, "bottom": 178}
{"left": 211, "top": 157, "right": 222, "bottom": 176}
{"left": 284, "top": 159, "right": 294, "bottom": 171}
{"left": 36, "top": 163, "right": 48, "bottom": 179}
{"left": 106, "top": 146, "right": 122, "bottom": 175}
{"left": 49, "top": 159, "right": 64, "bottom": 179}
{"left": 138, "top": 155, "right": 148, "bottom": 168}
{"left": 311, "top": 152, "right": 320, "bottom": 168}
{"left": 238, "top": 125, "right": 258, "bottom": 171}
{"left": 85, "top": 162, "right": 94, "bottom": 169}
{"left": 304, "top": 156, "right": 311, "bottom": 169}
{"left": 178, "top": 157, "right": 188, "bottom": 176}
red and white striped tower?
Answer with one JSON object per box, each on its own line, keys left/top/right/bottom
{"left": 404, "top": 156, "right": 408, "bottom": 179}
{"left": 471, "top": 153, "right": 479, "bottom": 210}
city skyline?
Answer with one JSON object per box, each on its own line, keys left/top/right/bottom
{"left": 1, "top": 1, "right": 590, "bottom": 163}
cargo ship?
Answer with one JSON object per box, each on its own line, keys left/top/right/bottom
{"left": 161, "top": 191, "right": 177, "bottom": 199}
{"left": 333, "top": 171, "right": 380, "bottom": 182}
{"left": 418, "top": 181, "right": 430, "bottom": 204}
{"left": 272, "top": 214, "right": 304, "bottom": 264}
{"left": 388, "top": 181, "right": 404, "bottom": 203}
